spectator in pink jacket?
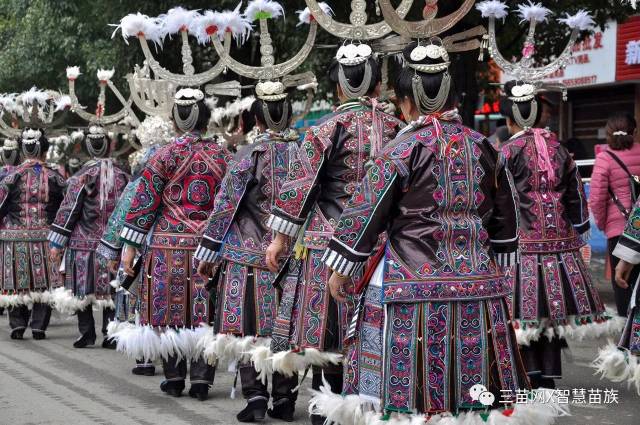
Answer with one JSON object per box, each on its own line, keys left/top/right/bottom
{"left": 589, "top": 113, "right": 640, "bottom": 316}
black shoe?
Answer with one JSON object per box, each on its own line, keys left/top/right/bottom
{"left": 10, "top": 329, "right": 24, "bottom": 340}
{"left": 237, "top": 399, "right": 268, "bottom": 422}
{"left": 132, "top": 365, "right": 156, "bottom": 376}
{"left": 102, "top": 338, "right": 117, "bottom": 349}
{"left": 188, "top": 383, "right": 210, "bottom": 401}
{"left": 311, "top": 414, "right": 326, "bottom": 425}
{"left": 160, "top": 380, "right": 184, "bottom": 397}
{"left": 73, "top": 333, "right": 96, "bottom": 348}
{"left": 267, "top": 399, "right": 295, "bottom": 422}
{"left": 32, "top": 331, "right": 46, "bottom": 340}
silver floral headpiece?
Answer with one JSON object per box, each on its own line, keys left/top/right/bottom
{"left": 336, "top": 43, "right": 373, "bottom": 66}
{"left": 174, "top": 88, "right": 205, "bottom": 105}
{"left": 255, "top": 81, "right": 287, "bottom": 101}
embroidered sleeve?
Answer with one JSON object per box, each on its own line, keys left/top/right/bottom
{"left": 562, "top": 152, "right": 590, "bottom": 234}
{"left": 97, "top": 180, "right": 139, "bottom": 261}
{"left": 121, "top": 154, "right": 168, "bottom": 248}
{"left": 195, "top": 152, "right": 257, "bottom": 263}
{"left": 614, "top": 198, "right": 640, "bottom": 264}
{"left": 323, "top": 156, "right": 402, "bottom": 277}
{"left": 268, "top": 127, "right": 332, "bottom": 237}
{"left": 48, "top": 175, "right": 87, "bottom": 248}
{"left": 46, "top": 169, "right": 67, "bottom": 224}
{"left": 488, "top": 153, "right": 520, "bottom": 270}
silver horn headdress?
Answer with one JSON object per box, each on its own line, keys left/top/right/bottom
{"left": 66, "top": 67, "right": 139, "bottom": 127}
{"left": 477, "top": 1, "right": 594, "bottom": 84}
{"left": 0, "top": 88, "right": 70, "bottom": 139}
{"left": 304, "top": 0, "right": 413, "bottom": 40}
{"left": 112, "top": 7, "right": 247, "bottom": 120}
{"left": 477, "top": 1, "right": 595, "bottom": 128}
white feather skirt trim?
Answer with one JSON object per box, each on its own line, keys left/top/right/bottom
{"left": 592, "top": 342, "right": 640, "bottom": 395}
{"left": 514, "top": 310, "right": 626, "bottom": 346}
{"left": 107, "top": 321, "right": 209, "bottom": 362}
{"left": 0, "top": 290, "right": 56, "bottom": 309}
{"left": 198, "top": 331, "right": 271, "bottom": 368}
{"left": 309, "top": 384, "right": 568, "bottom": 425}
{"left": 50, "top": 287, "right": 115, "bottom": 314}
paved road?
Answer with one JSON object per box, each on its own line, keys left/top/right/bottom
{"left": 0, "top": 259, "right": 638, "bottom": 425}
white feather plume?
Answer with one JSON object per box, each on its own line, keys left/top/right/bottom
{"left": 111, "top": 12, "right": 165, "bottom": 46}
{"left": 244, "top": 0, "right": 284, "bottom": 22}
{"left": 71, "top": 130, "right": 86, "bottom": 142}
{"left": 20, "top": 87, "right": 51, "bottom": 106}
{"left": 190, "top": 5, "right": 253, "bottom": 45}
{"left": 134, "top": 116, "right": 175, "bottom": 149}
{"left": 159, "top": 7, "right": 201, "bottom": 36}
{"left": 517, "top": 1, "right": 552, "bottom": 24}
{"left": 97, "top": 68, "right": 115, "bottom": 82}
{"left": 271, "top": 348, "right": 343, "bottom": 377}
{"left": 66, "top": 66, "right": 81, "bottom": 79}
{"left": 54, "top": 95, "right": 72, "bottom": 112}
{"left": 0, "top": 93, "right": 19, "bottom": 114}
{"left": 592, "top": 342, "right": 632, "bottom": 382}
{"left": 50, "top": 287, "right": 114, "bottom": 315}
{"left": 558, "top": 10, "right": 595, "bottom": 31}
{"left": 296, "top": 2, "right": 333, "bottom": 26}
{"left": 309, "top": 376, "right": 378, "bottom": 425}
{"left": 476, "top": 1, "right": 509, "bottom": 19}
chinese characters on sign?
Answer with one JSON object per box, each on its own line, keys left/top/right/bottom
{"left": 626, "top": 40, "right": 640, "bottom": 66}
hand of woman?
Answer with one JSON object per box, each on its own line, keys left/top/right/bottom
{"left": 197, "top": 261, "right": 214, "bottom": 278}
{"left": 266, "top": 233, "right": 288, "bottom": 273}
{"left": 329, "top": 272, "right": 352, "bottom": 303}
{"left": 49, "top": 247, "right": 62, "bottom": 264}
{"left": 122, "top": 245, "right": 137, "bottom": 277}
{"left": 108, "top": 259, "right": 120, "bottom": 274}
{"left": 615, "top": 260, "right": 634, "bottom": 289}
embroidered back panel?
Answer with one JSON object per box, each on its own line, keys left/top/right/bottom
{"left": 68, "top": 160, "right": 129, "bottom": 249}
{"left": 503, "top": 132, "right": 584, "bottom": 252}
{"left": 0, "top": 160, "right": 65, "bottom": 232}
{"left": 292, "top": 109, "right": 401, "bottom": 247}
{"left": 129, "top": 135, "right": 229, "bottom": 237}
{"left": 221, "top": 139, "right": 298, "bottom": 267}
{"left": 380, "top": 123, "right": 506, "bottom": 302}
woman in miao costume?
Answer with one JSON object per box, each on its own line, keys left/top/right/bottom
{"left": 0, "top": 138, "right": 21, "bottom": 317}
{"left": 264, "top": 40, "right": 404, "bottom": 425}
{"left": 195, "top": 82, "right": 301, "bottom": 422}
{"left": 311, "top": 38, "right": 567, "bottom": 425}
{"left": 0, "top": 129, "right": 65, "bottom": 340}
{"left": 477, "top": 0, "right": 621, "bottom": 390}
{"left": 115, "top": 87, "right": 231, "bottom": 400}
{"left": 48, "top": 125, "right": 130, "bottom": 348}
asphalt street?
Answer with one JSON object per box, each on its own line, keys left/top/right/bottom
{"left": 0, "top": 257, "right": 638, "bottom": 425}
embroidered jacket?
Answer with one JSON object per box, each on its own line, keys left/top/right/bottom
{"left": 0, "top": 165, "right": 16, "bottom": 181}
{"left": 0, "top": 160, "right": 66, "bottom": 240}
{"left": 48, "top": 159, "right": 130, "bottom": 250}
{"left": 501, "top": 129, "right": 589, "bottom": 254}
{"left": 195, "top": 131, "right": 298, "bottom": 267}
{"left": 120, "top": 132, "right": 231, "bottom": 248}
{"left": 267, "top": 101, "right": 404, "bottom": 249}
{"left": 323, "top": 114, "right": 519, "bottom": 304}
{"left": 96, "top": 178, "right": 140, "bottom": 261}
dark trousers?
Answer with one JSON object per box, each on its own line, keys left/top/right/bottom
{"left": 608, "top": 237, "right": 639, "bottom": 316}
{"left": 311, "top": 364, "right": 343, "bottom": 396}
{"left": 162, "top": 355, "right": 216, "bottom": 384}
{"left": 238, "top": 362, "right": 299, "bottom": 403}
{"left": 77, "top": 306, "right": 115, "bottom": 338}
{"left": 8, "top": 303, "right": 52, "bottom": 333}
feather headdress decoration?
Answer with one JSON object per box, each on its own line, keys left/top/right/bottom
{"left": 66, "top": 66, "right": 81, "bottom": 80}
{"left": 20, "top": 87, "right": 51, "bottom": 106}
{"left": 54, "top": 95, "right": 72, "bottom": 112}
{"left": 296, "top": 2, "right": 333, "bottom": 26}
{"left": 558, "top": 10, "right": 595, "bottom": 30}
{"left": 97, "top": 68, "right": 115, "bottom": 82}
{"left": 0, "top": 94, "right": 19, "bottom": 114}
{"left": 190, "top": 4, "right": 252, "bottom": 45}
{"left": 476, "top": 0, "right": 509, "bottom": 19}
{"left": 159, "top": 7, "right": 200, "bottom": 36}
{"left": 244, "top": 0, "right": 284, "bottom": 22}
{"left": 110, "top": 12, "right": 165, "bottom": 46}
{"left": 517, "top": 1, "right": 552, "bottom": 24}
